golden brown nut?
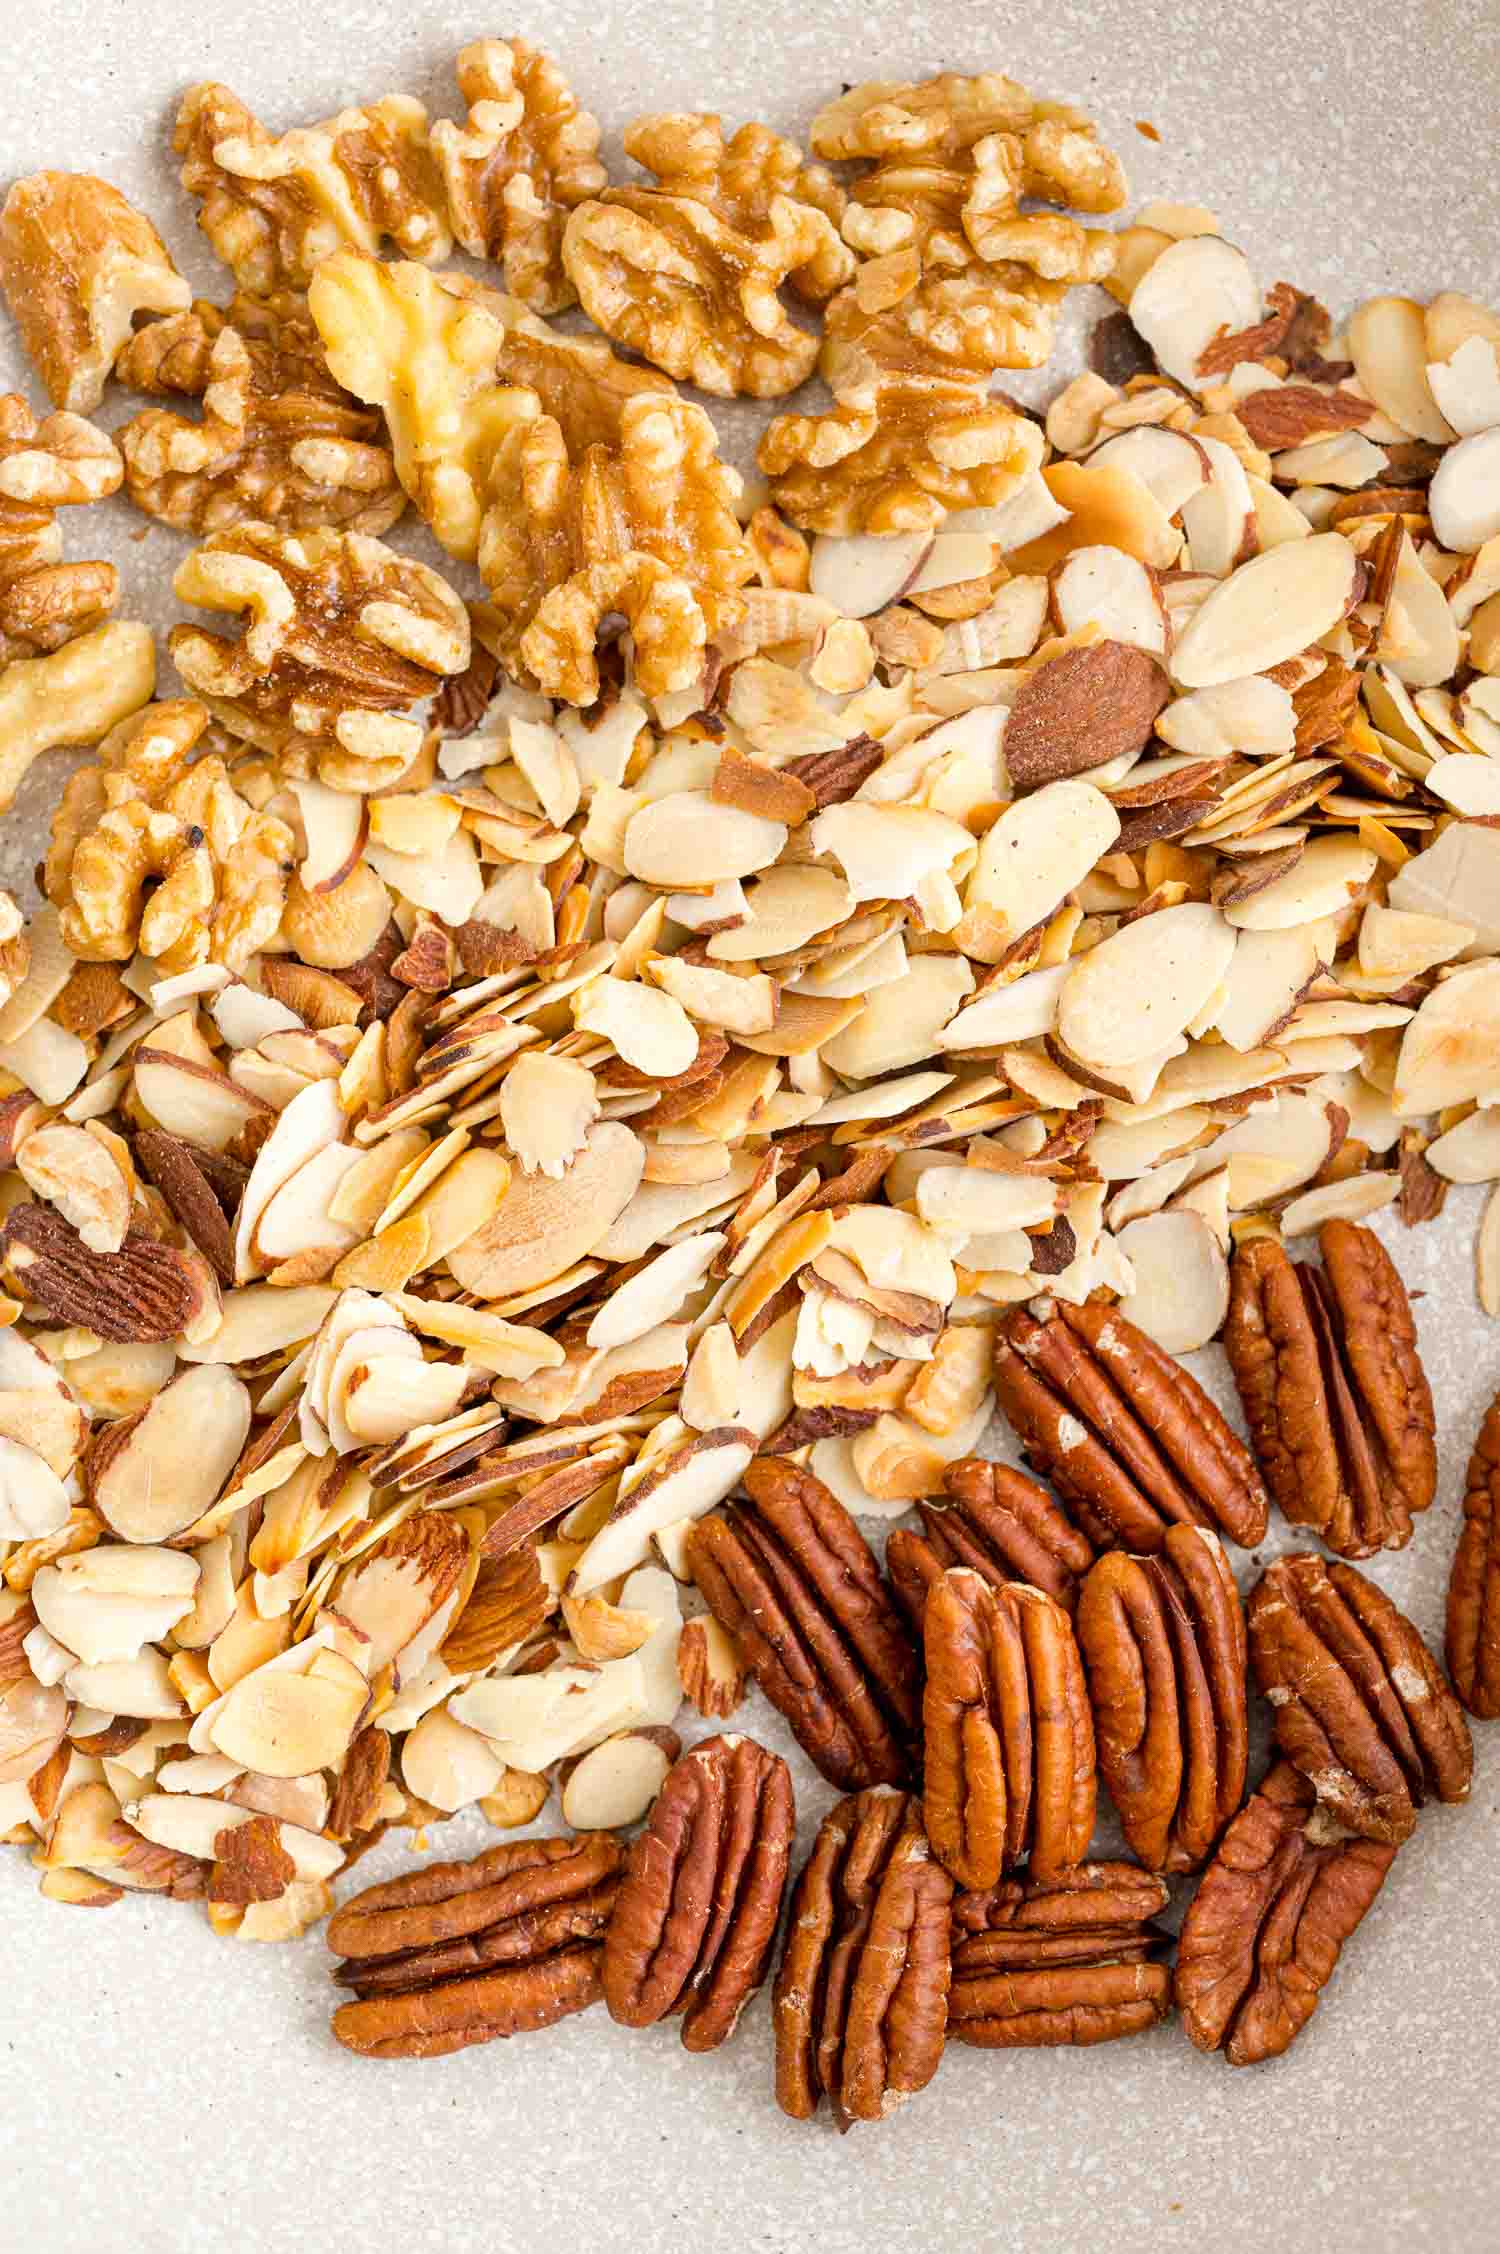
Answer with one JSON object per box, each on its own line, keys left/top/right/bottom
{"left": 329, "top": 1832, "right": 623, "bottom": 2059}
{"left": 1447, "top": 1389, "right": 1500, "bottom": 1719}
{"left": 563, "top": 113, "right": 855, "bottom": 398}
{"left": 0, "top": 172, "right": 190, "bottom": 412}
{"left": 886, "top": 1455, "right": 1096, "bottom": 1622}
{"left": 478, "top": 388, "right": 752, "bottom": 705}
{"left": 1175, "top": 1761, "right": 1397, "bottom": 2065}
{"left": 43, "top": 698, "right": 294, "bottom": 973}
{"left": 174, "top": 81, "right": 451, "bottom": 296}
{"left": 949, "top": 1862, "right": 1172, "bottom": 2048}
{"left": 115, "top": 292, "right": 404, "bottom": 537}
{"left": 1076, "top": 1526, "right": 1248, "bottom": 1872}
{"left": 0, "top": 394, "right": 123, "bottom": 663}
{"left": 1224, "top": 1221, "right": 1437, "bottom": 1558}
{"left": 0, "top": 620, "right": 156, "bottom": 816}
{"left": 1248, "top": 1552, "right": 1472, "bottom": 1845}
{"left": 773, "top": 1787, "right": 952, "bottom": 2127}
{"left": 922, "top": 1567, "right": 1096, "bottom": 1890}
{"left": 759, "top": 279, "right": 1045, "bottom": 533}
{"left": 431, "top": 39, "right": 606, "bottom": 313}
{"left": 601, "top": 1733, "right": 794, "bottom": 2050}
{"left": 168, "top": 522, "right": 470, "bottom": 791}
{"left": 308, "top": 255, "right": 539, "bottom": 563}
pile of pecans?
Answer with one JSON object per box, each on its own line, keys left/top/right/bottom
{"left": 0, "top": 46, "right": 1497, "bottom": 2116}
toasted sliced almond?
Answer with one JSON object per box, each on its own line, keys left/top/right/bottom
{"left": 1059, "top": 902, "right": 1236, "bottom": 1067}
{"left": 808, "top": 530, "right": 934, "bottom": 616}
{"left": 1279, "top": 1173, "right": 1399, "bottom": 1234}
{"left": 1347, "top": 295, "right": 1454, "bottom": 444}
{"left": 1128, "top": 235, "right": 1260, "bottom": 389}
{"left": 568, "top": 1428, "right": 754, "bottom": 1596}
{"left": 0, "top": 1436, "right": 71, "bottom": 1542}
{"left": 446, "top": 1122, "right": 644, "bottom": 1297}
{"left": 1115, "top": 1210, "right": 1228, "bottom": 1351}
{"left": 1221, "top": 836, "right": 1377, "bottom": 931}
{"left": 90, "top": 1366, "right": 251, "bottom": 1543}
{"left": 559, "top": 1727, "right": 677, "bottom": 1830}
{"left": 1171, "top": 535, "right": 1362, "bottom": 688}
{"left": 585, "top": 1233, "right": 724, "bottom": 1352}
{"left": 1393, "top": 961, "right": 1500, "bottom": 1115}
{"left": 1429, "top": 428, "right": 1500, "bottom": 554}
{"left": 32, "top": 1546, "right": 200, "bottom": 1666}
{"left": 575, "top": 974, "right": 699, "bottom": 1077}
{"left": 624, "top": 791, "right": 787, "bottom": 887}
{"left": 1051, "top": 545, "right": 1168, "bottom": 654}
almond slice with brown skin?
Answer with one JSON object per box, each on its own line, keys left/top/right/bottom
{"left": 89, "top": 1365, "right": 251, "bottom": 1543}
{"left": 1129, "top": 234, "right": 1260, "bottom": 389}
{"left": 446, "top": 1122, "right": 645, "bottom": 1297}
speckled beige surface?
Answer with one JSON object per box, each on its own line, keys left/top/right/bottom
{"left": 2, "top": 7, "right": 1498, "bottom": 2250}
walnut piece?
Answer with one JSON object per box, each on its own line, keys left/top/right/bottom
{"left": 478, "top": 386, "right": 752, "bottom": 705}
{"left": 563, "top": 113, "right": 855, "bottom": 398}
{"left": 308, "top": 255, "right": 541, "bottom": 563}
{"left": 0, "top": 619, "right": 156, "bottom": 814}
{"left": 431, "top": 39, "right": 606, "bottom": 313}
{"left": 44, "top": 698, "right": 294, "bottom": 973}
{"left": 0, "top": 172, "right": 191, "bottom": 412}
{"left": 115, "top": 292, "right": 404, "bottom": 537}
{"left": 759, "top": 280, "right": 1046, "bottom": 533}
{"left": 174, "top": 81, "right": 451, "bottom": 297}
{"left": 0, "top": 394, "right": 123, "bottom": 663}
{"left": 169, "top": 522, "right": 470, "bottom": 791}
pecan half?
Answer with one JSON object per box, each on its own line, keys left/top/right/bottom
{"left": 1076, "top": 1525, "right": 1248, "bottom": 1872}
{"left": 687, "top": 1456, "right": 920, "bottom": 1790}
{"left": 922, "top": 1567, "right": 1095, "bottom": 1890}
{"left": 949, "top": 1862, "right": 1171, "bottom": 2047}
{"left": 1175, "top": 1762, "right": 1397, "bottom": 2065}
{"left": 602, "top": 1732, "right": 794, "bottom": 2051}
{"left": 328, "top": 1833, "right": 623, "bottom": 2059}
{"left": 886, "top": 1454, "right": 1096, "bottom": 1624}
{"left": 1447, "top": 1390, "right": 1500, "bottom": 1719}
{"left": 992, "top": 1299, "right": 1270, "bottom": 1552}
{"left": 1223, "top": 1221, "right": 1437, "bottom": 1558}
{"left": 1248, "top": 1553, "right": 1472, "bottom": 1844}
{"left": 1, "top": 1203, "right": 208, "bottom": 1342}
{"left": 773, "top": 1787, "right": 952, "bottom": 2128}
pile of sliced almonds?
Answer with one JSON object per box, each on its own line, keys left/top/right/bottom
{"left": 3, "top": 119, "right": 1500, "bottom": 1944}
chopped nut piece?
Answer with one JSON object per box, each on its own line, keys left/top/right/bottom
{"left": 564, "top": 114, "right": 854, "bottom": 397}
{"left": 115, "top": 293, "right": 404, "bottom": 536}
{"left": 0, "top": 394, "right": 124, "bottom": 664}
{"left": 0, "top": 173, "right": 191, "bottom": 412}
{"left": 175, "top": 81, "right": 451, "bottom": 296}
{"left": 170, "top": 524, "right": 469, "bottom": 790}
{"left": 432, "top": 40, "right": 606, "bottom": 312}
{"left": 45, "top": 699, "right": 294, "bottom": 971}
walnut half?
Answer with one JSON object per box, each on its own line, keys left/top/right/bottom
{"left": 563, "top": 113, "right": 855, "bottom": 398}
{"left": 169, "top": 523, "right": 470, "bottom": 791}
{"left": 0, "top": 172, "right": 191, "bottom": 413}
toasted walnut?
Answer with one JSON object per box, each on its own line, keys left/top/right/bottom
{"left": 174, "top": 81, "right": 451, "bottom": 297}
{"left": 0, "top": 394, "right": 123, "bottom": 663}
{"left": 309, "top": 255, "right": 541, "bottom": 564}
{"left": 114, "top": 292, "right": 403, "bottom": 537}
{"left": 563, "top": 113, "right": 854, "bottom": 398}
{"left": 431, "top": 40, "right": 606, "bottom": 313}
{"left": 169, "top": 522, "right": 470, "bottom": 790}
{"left": 759, "top": 281, "right": 1045, "bottom": 533}
{"left": 0, "top": 619, "right": 156, "bottom": 815}
{"left": 478, "top": 388, "right": 752, "bottom": 704}
{"left": 812, "top": 73, "right": 1077, "bottom": 161}
{"left": 0, "top": 172, "right": 191, "bottom": 412}
{"left": 44, "top": 698, "right": 294, "bottom": 972}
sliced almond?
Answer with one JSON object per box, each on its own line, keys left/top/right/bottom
{"left": 624, "top": 791, "right": 787, "bottom": 888}
{"left": 559, "top": 1727, "right": 677, "bottom": 1830}
{"left": 1059, "top": 903, "right": 1236, "bottom": 1067}
{"left": 568, "top": 1427, "right": 754, "bottom": 1596}
{"left": 209, "top": 1646, "right": 368, "bottom": 1777}
{"left": 90, "top": 1366, "right": 251, "bottom": 1543}
{"left": 32, "top": 1546, "right": 200, "bottom": 1666}
{"left": 0, "top": 1436, "right": 71, "bottom": 1542}
{"left": 1128, "top": 235, "right": 1260, "bottom": 389}
{"left": 585, "top": 1233, "right": 724, "bottom": 1352}
{"left": 446, "top": 1122, "right": 645, "bottom": 1298}
{"left": 1051, "top": 546, "right": 1168, "bottom": 654}
{"left": 1221, "top": 836, "right": 1377, "bottom": 931}
{"left": 1171, "top": 535, "right": 1363, "bottom": 688}
{"left": 1115, "top": 1210, "right": 1228, "bottom": 1351}
{"left": 1429, "top": 427, "right": 1500, "bottom": 554}
{"left": 575, "top": 975, "right": 699, "bottom": 1077}
{"left": 1347, "top": 295, "right": 1455, "bottom": 444}
{"left": 808, "top": 530, "right": 934, "bottom": 617}
{"left": 1393, "top": 961, "right": 1500, "bottom": 1115}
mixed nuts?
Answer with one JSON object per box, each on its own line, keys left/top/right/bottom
{"left": 0, "top": 42, "right": 1495, "bottom": 2120}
